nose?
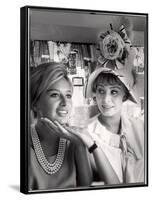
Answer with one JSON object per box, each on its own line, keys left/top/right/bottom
{"left": 102, "top": 92, "right": 111, "bottom": 104}
{"left": 60, "top": 95, "right": 67, "bottom": 106}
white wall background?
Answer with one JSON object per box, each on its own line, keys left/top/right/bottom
{"left": 0, "top": 0, "right": 151, "bottom": 199}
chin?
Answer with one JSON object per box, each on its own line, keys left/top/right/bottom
{"left": 102, "top": 110, "right": 120, "bottom": 117}
{"left": 102, "top": 113, "right": 114, "bottom": 117}
{"left": 57, "top": 117, "right": 69, "bottom": 125}
{"left": 100, "top": 109, "right": 114, "bottom": 117}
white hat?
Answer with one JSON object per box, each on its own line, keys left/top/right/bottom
{"left": 85, "top": 67, "right": 137, "bottom": 104}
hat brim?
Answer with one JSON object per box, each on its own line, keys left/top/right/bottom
{"left": 85, "top": 67, "right": 137, "bottom": 104}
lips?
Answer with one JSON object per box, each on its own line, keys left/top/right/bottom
{"left": 57, "top": 109, "right": 68, "bottom": 116}
{"left": 102, "top": 105, "right": 113, "bottom": 110}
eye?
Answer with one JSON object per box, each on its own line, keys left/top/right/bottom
{"left": 111, "top": 90, "right": 119, "bottom": 95}
{"left": 97, "top": 87, "right": 105, "bottom": 94}
{"left": 50, "top": 93, "right": 60, "bottom": 98}
{"left": 66, "top": 94, "right": 72, "bottom": 99}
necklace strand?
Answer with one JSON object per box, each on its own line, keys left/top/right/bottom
{"left": 31, "top": 125, "right": 66, "bottom": 175}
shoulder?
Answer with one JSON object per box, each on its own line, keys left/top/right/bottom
{"left": 122, "top": 115, "right": 145, "bottom": 159}
{"left": 128, "top": 116, "right": 144, "bottom": 148}
{"left": 126, "top": 116, "right": 144, "bottom": 138}
{"left": 128, "top": 115, "right": 144, "bottom": 126}
{"left": 122, "top": 113, "right": 144, "bottom": 133}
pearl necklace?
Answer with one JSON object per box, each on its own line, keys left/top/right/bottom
{"left": 31, "top": 125, "right": 66, "bottom": 175}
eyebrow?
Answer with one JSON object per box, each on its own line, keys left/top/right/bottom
{"left": 110, "top": 86, "right": 122, "bottom": 90}
{"left": 97, "top": 84, "right": 122, "bottom": 90}
{"left": 46, "top": 89, "right": 72, "bottom": 93}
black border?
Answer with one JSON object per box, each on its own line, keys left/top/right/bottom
{"left": 20, "top": 5, "right": 148, "bottom": 194}
{"left": 20, "top": 6, "right": 29, "bottom": 194}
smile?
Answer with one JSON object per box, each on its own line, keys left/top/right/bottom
{"left": 102, "top": 105, "right": 113, "bottom": 109}
{"left": 57, "top": 110, "right": 68, "bottom": 116}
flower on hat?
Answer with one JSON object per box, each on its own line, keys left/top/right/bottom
{"left": 97, "top": 24, "right": 132, "bottom": 70}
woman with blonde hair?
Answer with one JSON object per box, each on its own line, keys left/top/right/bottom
{"left": 29, "top": 62, "right": 92, "bottom": 191}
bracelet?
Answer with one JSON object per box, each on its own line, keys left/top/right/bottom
{"left": 88, "top": 141, "right": 98, "bottom": 153}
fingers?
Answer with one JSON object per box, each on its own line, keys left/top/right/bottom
{"left": 39, "top": 117, "right": 60, "bottom": 135}
{"left": 40, "top": 117, "right": 58, "bottom": 129}
{"left": 64, "top": 126, "right": 83, "bottom": 139}
{"left": 54, "top": 121, "right": 71, "bottom": 137}
{"left": 66, "top": 126, "right": 87, "bottom": 137}
{"left": 65, "top": 126, "right": 77, "bottom": 134}
{"left": 54, "top": 121, "right": 81, "bottom": 143}
{"left": 66, "top": 126, "right": 94, "bottom": 147}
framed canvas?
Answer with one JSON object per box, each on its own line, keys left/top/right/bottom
{"left": 20, "top": 6, "right": 148, "bottom": 194}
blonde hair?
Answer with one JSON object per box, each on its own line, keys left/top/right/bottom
{"left": 30, "top": 62, "right": 72, "bottom": 110}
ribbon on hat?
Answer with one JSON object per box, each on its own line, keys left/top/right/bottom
{"left": 97, "top": 24, "right": 132, "bottom": 70}
{"left": 84, "top": 21, "right": 137, "bottom": 103}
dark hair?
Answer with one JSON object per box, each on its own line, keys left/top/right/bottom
{"left": 92, "top": 72, "right": 129, "bottom": 101}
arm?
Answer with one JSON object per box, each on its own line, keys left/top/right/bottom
{"left": 66, "top": 127, "right": 120, "bottom": 184}
{"left": 74, "top": 141, "right": 93, "bottom": 186}
{"left": 90, "top": 144, "right": 120, "bottom": 184}
{"left": 40, "top": 119, "right": 120, "bottom": 185}
{"left": 38, "top": 119, "right": 93, "bottom": 186}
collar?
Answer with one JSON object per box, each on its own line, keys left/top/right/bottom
{"left": 120, "top": 114, "right": 143, "bottom": 159}
{"left": 88, "top": 114, "right": 143, "bottom": 159}
{"left": 88, "top": 115, "right": 121, "bottom": 148}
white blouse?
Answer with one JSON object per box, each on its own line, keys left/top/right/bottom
{"left": 87, "top": 114, "right": 144, "bottom": 183}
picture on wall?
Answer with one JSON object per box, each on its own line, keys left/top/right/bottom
{"left": 20, "top": 6, "right": 148, "bottom": 194}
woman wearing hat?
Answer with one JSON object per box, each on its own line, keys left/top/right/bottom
{"left": 82, "top": 67, "right": 144, "bottom": 184}
{"left": 80, "top": 24, "right": 144, "bottom": 184}
{"left": 54, "top": 65, "right": 144, "bottom": 185}
{"left": 61, "top": 65, "right": 144, "bottom": 185}
{"left": 56, "top": 24, "right": 144, "bottom": 185}
{"left": 29, "top": 62, "right": 92, "bottom": 191}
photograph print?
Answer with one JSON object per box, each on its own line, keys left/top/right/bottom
{"left": 20, "top": 6, "right": 148, "bottom": 194}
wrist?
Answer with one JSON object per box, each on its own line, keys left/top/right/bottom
{"left": 88, "top": 141, "right": 98, "bottom": 153}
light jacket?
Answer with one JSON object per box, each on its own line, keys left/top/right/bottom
{"left": 87, "top": 114, "right": 145, "bottom": 183}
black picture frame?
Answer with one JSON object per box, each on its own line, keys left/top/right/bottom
{"left": 20, "top": 5, "right": 148, "bottom": 194}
